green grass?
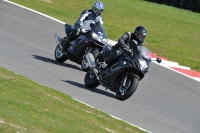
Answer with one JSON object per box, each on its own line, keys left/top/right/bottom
{"left": 10, "top": 0, "right": 200, "bottom": 72}
{"left": 0, "top": 66, "right": 146, "bottom": 133}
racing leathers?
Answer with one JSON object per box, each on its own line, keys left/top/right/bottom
{"left": 105, "top": 32, "right": 142, "bottom": 65}
{"left": 62, "top": 9, "right": 104, "bottom": 53}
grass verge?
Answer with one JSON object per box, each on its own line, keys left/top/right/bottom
{"left": 0, "top": 66, "right": 147, "bottom": 133}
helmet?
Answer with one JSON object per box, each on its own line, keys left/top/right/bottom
{"left": 92, "top": 1, "right": 104, "bottom": 15}
{"left": 133, "top": 26, "right": 147, "bottom": 43}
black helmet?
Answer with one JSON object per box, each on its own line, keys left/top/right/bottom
{"left": 133, "top": 26, "right": 147, "bottom": 43}
{"left": 92, "top": 1, "right": 104, "bottom": 15}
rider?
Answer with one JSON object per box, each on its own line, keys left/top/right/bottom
{"left": 103, "top": 26, "right": 148, "bottom": 68}
{"left": 61, "top": 1, "right": 105, "bottom": 54}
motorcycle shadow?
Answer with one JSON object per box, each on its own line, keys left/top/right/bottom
{"left": 64, "top": 80, "right": 116, "bottom": 99}
{"left": 32, "top": 55, "right": 81, "bottom": 71}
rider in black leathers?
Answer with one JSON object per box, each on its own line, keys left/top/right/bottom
{"left": 104, "top": 26, "right": 148, "bottom": 66}
{"left": 61, "top": 1, "right": 105, "bottom": 54}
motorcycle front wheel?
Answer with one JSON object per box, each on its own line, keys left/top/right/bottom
{"left": 84, "top": 70, "right": 100, "bottom": 88}
{"left": 116, "top": 75, "right": 139, "bottom": 101}
{"left": 54, "top": 45, "right": 68, "bottom": 62}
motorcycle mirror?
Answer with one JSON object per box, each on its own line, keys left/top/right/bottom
{"left": 156, "top": 57, "right": 162, "bottom": 63}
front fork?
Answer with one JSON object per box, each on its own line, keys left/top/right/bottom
{"left": 122, "top": 70, "right": 129, "bottom": 87}
{"left": 83, "top": 47, "right": 99, "bottom": 60}
{"left": 82, "top": 47, "right": 92, "bottom": 64}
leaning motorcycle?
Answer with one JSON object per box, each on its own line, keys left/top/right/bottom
{"left": 84, "top": 45, "right": 162, "bottom": 100}
{"left": 54, "top": 20, "right": 108, "bottom": 71}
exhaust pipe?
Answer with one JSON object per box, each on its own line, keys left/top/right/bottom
{"left": 85, "top": 53, "right": 100, "bottom": 80}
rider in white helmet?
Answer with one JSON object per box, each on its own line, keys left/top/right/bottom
{"left": 61, "top": 1, "right": 105, "bottom": 54}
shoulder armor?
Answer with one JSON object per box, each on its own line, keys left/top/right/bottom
{"left": 127, "top": 32, "right": 131, "bottom": 37}
{"left": 80, "top": 9, "right": 89, "bottom": 15}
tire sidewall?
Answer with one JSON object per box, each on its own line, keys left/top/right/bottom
{"left": 84, "top": 71, "right": 100, "bottom": 88}
{"left": 116, "top": 76, "right": 139, "bottom": 101}
{"left": 54, "top": 45, "right": 68, "bottom": 62}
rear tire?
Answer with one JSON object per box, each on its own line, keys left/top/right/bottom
{"left": 116, "top": 75, "right": 139, "bottom": 101}
{"left": 84, "top": 71, "right": 100, "bottom": 88}
{"left": 54, "top": 45, "right": 68, "bottom": 63}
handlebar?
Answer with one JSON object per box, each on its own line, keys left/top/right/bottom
{"left": 122, "top": 47, "right": 133, "bottom": 54}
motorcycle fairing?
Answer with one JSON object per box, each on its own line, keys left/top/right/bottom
{"left": 101, "top": 55, "right": 133, "bottom": 91}
{"left": 82, "top": 20, "right": 95, "bottom": 31}
{"left": 67, "top": 35, "right": 92, "bottom": 64}
{"left": 64, "top": 19, "right": 107, "bottom": 65}
{"left": 101, "top": 47, "right": 150, "bottom": 90}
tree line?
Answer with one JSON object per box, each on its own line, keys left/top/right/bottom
{"left": 146, "top": 0, "right": 200, "bottom": 13}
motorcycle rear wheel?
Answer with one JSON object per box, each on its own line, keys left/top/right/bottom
{"left": 84, "top": 70, "right": 100, "bottom": 88}
{"left": 116, "top": 75, "right": 139, "bottom": 101}
{"left": 54, "top": 45, "right": 68, "bottom": 62}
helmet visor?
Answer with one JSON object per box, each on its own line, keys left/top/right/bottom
{"left": 93, "top": 6, "right": 104, "bottom": 15}
{"left": 138, "top": 34, "right": 146, "bottom": 42}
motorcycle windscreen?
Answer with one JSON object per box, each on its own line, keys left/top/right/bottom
{"left": 83, "top": 19, "right": 108, "bottom": 43}
{"left": 137, "top": 46, "right": 151, "bottom": 61}
{"left": 94, "top": 22, "right": 107, "bottom": 39}
{"left": 82, "top": 20, "right": 95, "bottom": 31}
{"left": 137, "top": 46, "right": 151, "bottom": 71}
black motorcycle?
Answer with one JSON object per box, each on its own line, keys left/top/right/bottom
{"left": 54, "top": 20, "right": 108, "bottom": 71}
{"left": 84, "top": 45, "right": 162, "bottom": 100}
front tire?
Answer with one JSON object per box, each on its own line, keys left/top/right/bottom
{"left": 54, "top": 45, "right": 68, "bottom": 62}
{"left": 84, "top": 70, "right": 100, "bottom": 88}
{"left": 116, "top": 75, "right": 139, "bottom": 101}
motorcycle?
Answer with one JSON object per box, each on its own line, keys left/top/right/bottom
{"left": 84, "top": 45, "right": 162, "bottom": 100}
{"left": 54, "top": 20, "right": 108, "bottom": 71}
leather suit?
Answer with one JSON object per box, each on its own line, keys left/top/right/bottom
{"left": 105, "top": 32, "right": 142, "bottom": 65}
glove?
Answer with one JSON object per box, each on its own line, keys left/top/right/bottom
{"left": 95, "top": 16, "right": 104, "bottom": 24}
{"left": 123, "top": 45, "right": 133, "bottom": 54}
{"left": 123, "top": 44, "right": 130, "bottom": 50}
{"left": 95, "top": 16, "right": 100, "bottom": 23}
{"left": 81, "top": 28, "right": 86, "bottom": 33}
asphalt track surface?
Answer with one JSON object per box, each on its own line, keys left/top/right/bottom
{"left": 0, "top": 1, "right": 200, "bottom": 133}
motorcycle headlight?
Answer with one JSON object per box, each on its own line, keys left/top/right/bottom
{"left": 92, "top": 33, "right": 100, "bottom": 41}
{"left": 102, "top": 38, "right": 108, "bottom": 44}
{"left": 139, "top": 60, "right": 148, "bottom": 71}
